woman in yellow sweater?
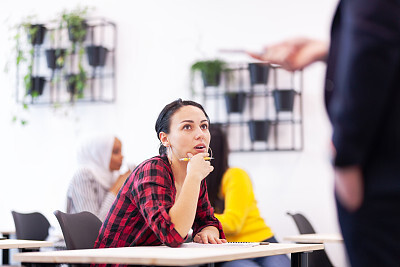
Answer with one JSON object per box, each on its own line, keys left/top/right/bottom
{"left": 206, "top": 124, "right": 290, "bottom": 267}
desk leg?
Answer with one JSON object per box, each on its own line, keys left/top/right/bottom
{"left": 291, "top": 252, "right": 308, "bottom": 267}
{"left": 2, "top": 233, "right": 10, "bottom": 265}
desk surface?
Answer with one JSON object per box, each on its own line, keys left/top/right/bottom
{"left": 0, "top": 239, "right": 53, "bottom": 249}
{"left": 284, "top": 233, "right": 343, "bottom": 243}
{"left": 0, "top": 229, "right": 15, "bottom": 235}
{"left": 14, "top": 243, "right": 324, "bottom": 266}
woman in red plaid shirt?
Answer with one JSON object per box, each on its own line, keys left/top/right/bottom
{"left": 94, "top": 99, "right": 226, "bottom": 249}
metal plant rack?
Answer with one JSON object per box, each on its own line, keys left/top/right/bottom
{"left": 191, "top": 62, "right": 304, "bottom": 152}
{"left": 15, "top": 17, "right": 117, "bottom": 105}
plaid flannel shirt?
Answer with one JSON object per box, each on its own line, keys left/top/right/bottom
{"left": 94, "top": 155, "right": 224, "bottom": 252}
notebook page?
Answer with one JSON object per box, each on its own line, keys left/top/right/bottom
{"left": 180, "top": 242, "right": 262, "bottom": 248}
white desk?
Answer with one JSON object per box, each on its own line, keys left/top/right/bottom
{"left": 0, "top": 229, "right": 16, "bottom": 264}
{"left": 284, "top": 233, "right": 343, "bottom": 243}
{"left": 14, "top": 243, "right": 324, "bottom": 266}
{"left": 0, "top": 229, "right": 15, "bottom": 238}
{"left": 0, "top": 239, "right": 53, "bottom": 265}
{"left": 0, "top": 239, "right": 53, "bottom": 249}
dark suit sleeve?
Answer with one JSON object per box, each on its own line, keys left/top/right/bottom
{"left": 329, "top": 0, "right": 400, "bottom": 167}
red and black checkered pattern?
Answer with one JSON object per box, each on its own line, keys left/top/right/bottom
{"left": 94, "top": 155, "right": 224, "bottom": 251}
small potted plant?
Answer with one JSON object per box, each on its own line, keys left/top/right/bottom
{"left": 191, "top": 59, "right": 227, "bottom": 87}
{"left": 27, "top": 24, "right": 47, "bottom": 45}
{"left": 224, "top": 92, "right": 246, "bottom": 114}
{"left": 248, "top": 63, "right": 269, "bottom": 85}
{"left": 248, "top": 120, "right": 270, "bottom": 142}
{"left": 273, "top": 89, "right": 296, "bottom": 112}
{"left": 27, "top": 76, "right": 46, "bottom": 96}
{"left": 65, "top": 67, "right": 86, "bottom": 99}
{"left": 45, "top": 48, "right": 66, "bottom": 69}
{"left": 86, "top": 45, "right": 108, "bottom": 67}
{"left": 62, "top": 6, "right": 88, "bottom": 43}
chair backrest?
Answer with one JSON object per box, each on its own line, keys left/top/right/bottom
{"left": 286, "top": 212, "right": 316, "bottom": 234}
{"left": 287, "top": 212, "right": 334, "bottom": 267}
{"left": 11, "top": 211, "right": 50, "bottom": 241}
{"left": 54, "top": 210, "right": 102, "bottom": 250}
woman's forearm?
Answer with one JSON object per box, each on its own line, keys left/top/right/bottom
{"left": 169, "top": 175, "right": 201, "bottom": 237}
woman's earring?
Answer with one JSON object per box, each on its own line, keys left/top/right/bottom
{"left": 208, "top": 146, "right": 213, "bottom": 159}
{"left": 167, "top": 146, "right": 173, "bottom": 166}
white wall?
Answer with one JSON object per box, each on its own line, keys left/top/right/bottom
{"left": 0, "top": 0, "right": 347, "bottom": 265}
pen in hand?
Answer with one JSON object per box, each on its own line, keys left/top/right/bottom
{"left": 179, "top": 157, "right": 214, "bottom": 162}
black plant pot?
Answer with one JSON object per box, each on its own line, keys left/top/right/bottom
{"left": 28, "top": 76, "right": 46, "bottom": 96}
{"left": 29, "top": 24, "right": 47, "bottom": 45}
{"left": 249, "top": 63, "right": 269, "bottom": 85}
{"left": 273, "top": 89, "right": 296, "bottom": 112}
{"left": 45, "top": 49, "right": 66, "bottom": 69}
{"left": 67, "top": 21, "right": 88, "bottom": 43}
{"left": 86, "top": 45, "right": 108, "bottom": 67}
{"left": 65, "top": 74, "right": 77, "bottom": 94}
{"left": 65, "top": 74, "right": 86, "bottom": 95}
{"left": 224, "top": 92, "right": 246, "bottom": 113}
{"left": 201, "top": 71, "right": 220, "bottom": 87}
{"left": 248, "top": 120, "right": 270, "bottom": 142}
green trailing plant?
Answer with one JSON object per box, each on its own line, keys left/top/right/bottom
{"left": 62, "top": 6, "right": 88, "bottom": 44}
{"left": 61, "top": 6, "right": 90, "bottom": 99}
{"left": 10, "top": 18, "right": 44, "bottom": 125}
{"left": 16, "top": 21, "right": 46, "bottom": 98}
{"left": 66, "top": 66, "right": 86, "bottom": 98}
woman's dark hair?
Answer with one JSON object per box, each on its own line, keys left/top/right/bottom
{"left": 155, "top": 98, "right": 210, "bottom": 155}
{"left": 206, "top": 123, "right": 229, "bottom": 213}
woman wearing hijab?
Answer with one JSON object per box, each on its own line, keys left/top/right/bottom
{"left": 66, "top": 134, "right": 132, "bottom": 221}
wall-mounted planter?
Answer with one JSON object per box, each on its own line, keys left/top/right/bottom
{"left": 28, "top": 76, "right": 46, "bottom": 96}
{"left": 67, "top": 20, "right": 88, "bottom": 43}
{"left": 248, "top": 120, "right": 270, "bottom": 142}
{"left": 201, "top": 71, "right": 220, "bottom": 87}
{"left": 29, "top": 24, "right": 47, "bottom": 45}
{"left": 86, "top": 45, "right": 108, "bottom": 67}
{"left": 45, "top": 49, "right": 66, "bottom": 69}
{"left": 249, "top": 63, "right": 269, "bottom": 85}
{"left": 191, "top": 60, "right": 226, "bottom": 88}
{"left": 65, "top": 74, "right": 86, "bottom": 95}
{"left": 224, "top": 92, "right": 246, "bottom": 113}
{"left": 273, "top": 89, "right": 296, "bottom": 112}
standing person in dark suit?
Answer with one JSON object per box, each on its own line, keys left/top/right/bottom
{"left": 250, "top": 0, "right": 400, "bottom": 266}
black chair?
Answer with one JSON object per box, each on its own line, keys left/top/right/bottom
{"left": 287, "top": 212, "right": 334, "bottom": 267}
{"left": 11, "top": 211, "right": 50, "bottom": 241}
{"left": 53, "top": 210, "right": 102, "bottom": 250}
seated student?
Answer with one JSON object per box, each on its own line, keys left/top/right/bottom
{"left": 207, "top": 124, "right": 290, "bottom": 267}
{"left": 94, "top": 99, "right": 226, "bottom": 251}
{"left": 66, "top": 134, "right": 132, "bottom": 222}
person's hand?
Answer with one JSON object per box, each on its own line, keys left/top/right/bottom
{"left": 334, "top": 166, "right": 364, "bottom": 212}
{"left": 193, "top": 227, "right": 227, "bottom": 244}
{"left": 247, "top": 37, "right": 328, "bottom": 71}
{"left": 186, "top": 152, "right": 214, "bottom": 182}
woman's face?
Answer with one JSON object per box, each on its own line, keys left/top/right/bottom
{"left": 165, "top": 105, "right": 210, "bottom": 159}
{"left": 109, "top": 138, "right": 123, "bottom": 171}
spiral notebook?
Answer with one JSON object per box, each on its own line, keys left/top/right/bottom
{"left": 181, "top": 242, "right": 269, "bottom": 248}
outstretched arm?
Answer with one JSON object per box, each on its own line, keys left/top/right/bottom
{"left": 248, "top": 37, "right": 328, "bottom": 71}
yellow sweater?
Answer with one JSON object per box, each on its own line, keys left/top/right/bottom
{"left": 214, "top": 168, "right": 273, "bottom": 242}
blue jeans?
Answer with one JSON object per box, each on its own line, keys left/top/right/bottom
{"left": 218, "top": 236, "right": 290, "bottom": 267}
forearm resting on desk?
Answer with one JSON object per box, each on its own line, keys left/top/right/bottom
{"left": 169, "top": 176, "right": 201, "bottom": 238}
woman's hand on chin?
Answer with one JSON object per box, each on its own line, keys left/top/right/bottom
{"left": 186, "top": 152, "right": 214, "bottom": 182}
